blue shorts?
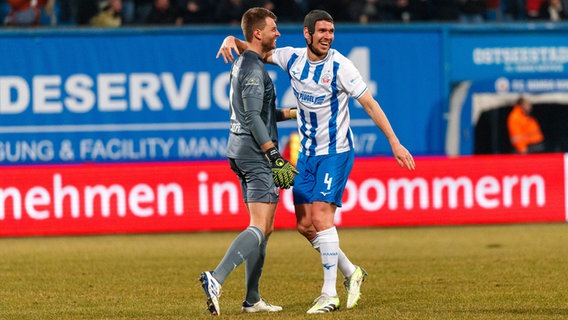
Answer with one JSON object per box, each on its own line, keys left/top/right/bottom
{"left": 292, "top": 150, "right": 354, "bottom": 207}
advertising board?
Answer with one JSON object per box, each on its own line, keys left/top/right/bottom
{"left": 0, "top": 27, "right": 444, "bottom": 165}
{"left": 2, "top": 154, "right": 565, "bottom": 236}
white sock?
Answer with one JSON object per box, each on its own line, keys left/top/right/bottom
{"left": 339, "top": 250, "right": 356, "bottom": 278}
{"left": 311, "top": 235, "right": 356, "bottom": 278}
{"left": 316, "top": 227, "right": 339, "bottom": 297}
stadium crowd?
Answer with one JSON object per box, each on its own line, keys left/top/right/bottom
{"left": 1, "top": 0, "right": 566, "bottom": 27}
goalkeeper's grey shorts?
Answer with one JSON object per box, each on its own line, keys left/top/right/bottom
{"left": 229, "top": 157, "right": 280, "bottom": 203}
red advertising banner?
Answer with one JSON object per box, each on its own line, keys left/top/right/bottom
{"left": 341, "top": 153, "right": 567, "bottom": 227}
{"left": 1, "top": 154, "right": 566, "bottom": 236}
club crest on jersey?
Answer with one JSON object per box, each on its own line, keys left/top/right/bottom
{"left": 321, "top": 72, "right": 332, "bottom": 84}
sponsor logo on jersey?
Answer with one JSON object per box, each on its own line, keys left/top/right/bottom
{"left": 245, "top": 77, "right": 260, "bottom": 86}
{"left": 293, "top": 88, "right": 325, "bottom": 105}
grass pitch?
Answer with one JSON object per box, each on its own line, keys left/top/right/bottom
{"left": 1, "top": 223, "right": 568, "bottom": 319}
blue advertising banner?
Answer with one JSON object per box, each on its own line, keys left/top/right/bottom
{"left": 3, "top": 23, "right": 567, "bottom": 164}
{"left": 448, "top": 25, "right": 568, "bottom": 82}
{"left": 0, "top": 26, "right": 445, "bottom": 165}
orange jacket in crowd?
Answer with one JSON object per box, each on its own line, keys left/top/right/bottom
{"left": 507, "top": 104, "right": 544, "bottom": 153}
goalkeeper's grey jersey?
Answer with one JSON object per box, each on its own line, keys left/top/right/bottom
{"left": 226, "top": 50, "right": 278, "bottom": 160}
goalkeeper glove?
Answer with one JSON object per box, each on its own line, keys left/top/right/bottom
{"left": 265, "top": 147, "right": 299, "bottom": 189}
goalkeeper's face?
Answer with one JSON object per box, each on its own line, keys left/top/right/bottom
{"left": 260, "top": 17, "right": 280, "bottom": 52}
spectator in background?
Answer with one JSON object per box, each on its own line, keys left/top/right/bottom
{"left": 130, "top": 0, "right": 153, "bottom": 24}
{"left": 353, "top": 0, "right": 382, "bottom": 23}
{"left": 272, "top": 0, "right": 308, "bottom": 22}
{"left": 58, "top": 0, "right": 77, "bottom": 24}
{"left": 407, "top": 0, "right": 432, "bottom": 20}
{"left": 507, "top": 97, "right": 545, "bottom": 154}
{"left": 502, "top": 0, "right": 525, "bottom": 20}
{"left": 485, "top": 0, "right": 501, "bottom": 20}
{"left": 459, "top": 0, "right": 487, "bottom": 22}
{"left": 145, "top": 0, "right": 178, "bottom": 24}
{"left": 525, "top": 0, "right": 543, "bottom": 19}
{"left": 214, "top": 0, "right": 246, "bottom": 24}
{"left": 75, "top": 0, "right": 99, "bottom": 25}
{"left": 382, "top": 0, "right": 432, "bottom": 22}
{"left": 432, "top": 0, "right": 460, "bottom": 20}
{"left": 122, "top": 0, "right": 135, "bottom": 23}
{"left": 308, "top": 0, "right": 356, "bottom": 22}
{"left": 250, "top": 0, "right": 276, "bottom": 11}
{"left": 382, "top": 0, "right": 410, "bottom": 22}
{"left": 90, "top": 0, "right": 122, "bottom": 27}
{"left": 4, "top": 0, "right": 50, "bottom": 26}
{"left": 176, "top": 0, "right": 214, "bottom": 24}
{"left": 537, "top": 0, "right": 567, "bottom": 20}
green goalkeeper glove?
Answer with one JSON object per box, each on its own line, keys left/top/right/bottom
{"left": 265, "top": 147, "right": 299, "bottom": 189}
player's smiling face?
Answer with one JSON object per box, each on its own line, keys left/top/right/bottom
{"left": 260, "top": 17, "right": 280, "bottom": 52}
{"left": 311, "top": 20, "right": 334, "bottom": 56}
{"left": 304, "top": 20, "right": 334, "bottom": 61}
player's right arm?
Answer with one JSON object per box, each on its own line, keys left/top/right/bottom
{"left": 357, "top": 90, "right": 415, "bottom": 171}
{"left": 216, "top": 36, "right": 275, "bottom": 64}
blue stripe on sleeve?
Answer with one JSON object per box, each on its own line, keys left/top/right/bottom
{"left": 287, "top": 53, "right": 298, "bottom": 79}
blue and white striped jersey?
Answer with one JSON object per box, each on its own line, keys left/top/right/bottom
{"left": 272, "top": 47, "right": 368, "bottom": 156}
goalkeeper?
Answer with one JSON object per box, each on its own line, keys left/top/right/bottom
{"left": 198, "top": 7, "right": 297, "bottom": 317}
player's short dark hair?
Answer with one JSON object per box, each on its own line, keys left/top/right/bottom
{"left": 304, "top": 10, "right": 333, "bottom": 35}
{"left": 241, "top": 7, "right": 277, "bottom": 43}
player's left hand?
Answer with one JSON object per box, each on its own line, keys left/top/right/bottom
{"left": 265, "top": 147, "right": 299, "bottom": 189}
{"left": 392, "top": 143, "right": 415, "bottom": 170}
{"left": 216, "top": 36, "right": 240, "bottom": 63}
